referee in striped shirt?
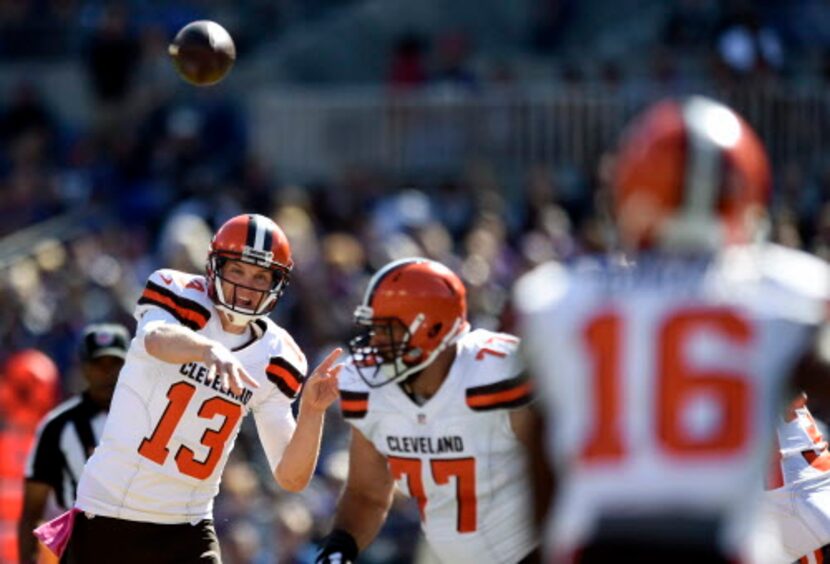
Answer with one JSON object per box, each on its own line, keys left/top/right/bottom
{"left": 17, "top": 323, "right": 129, "bottom": 564}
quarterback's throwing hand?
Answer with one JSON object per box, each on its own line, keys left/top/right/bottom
{"left": 301, "top": 347, "right": 343, "bottom": 413}
{"left": 202, "top": 342, "right": 260, "bottom": 396}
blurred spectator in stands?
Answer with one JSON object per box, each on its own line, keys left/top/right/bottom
{"left": 0, "top": 350, "right": 59, "bottom": 563}
{"left": 316, "top": 232, "right": 368, "bottom": 339}
{"left": 84, "top": 3, "right": 140, "bottom": 144}
{"left": 156, "top": 212, "right": 212, "bottom": 274}
{"left": 1, "top": 81, "right": 56, "bottom": 159}
{"left": 560, "top": 61, "right": 585, "bottom": 86}
{"left": 213, "top": 459, "right": 275, "bottom": 563}
{"left": 813, "top": 203, "right": 830, "bottom": 262}
{"left": 431, "top": 31, "right": 477, "bottom": 91}
{"left": 388, "top": 33, "right": 427, "bottom": 91}
{"left": 772, "top": 208, "right": 804, "bottom": 250}
{"left": 662, "top": 0, "right": 719, "bottom": 51}
{"left": 599, "top": 59, "right": 624, "bottom": 93}
{"left": 272, "top": 500, "right": 315, "bottom": 563}
{"left": 434, "top": 178, "right": 474, "bottom": 238}
{"left": 0, "top": 82, "right": 63, "bottom": 235}
{"left": 530, "top": 0, "right": 574, "bottom": 53}
{"left": 649, "top": 47, "right": 685, "bottom": 94}
{"left": 233, "top": 155, "right": 277, "bottom": 215}
{"left": 85, "top": 4, "right": 140, "bottom": 104}
{"left": 714, "top": 6, "right": 784, "bottom": 79}
{"left": 134, "top": 24, "right": 182, "bottom": 107}
{"left": 370, "top": 188, "right": 433, "bottom": 238}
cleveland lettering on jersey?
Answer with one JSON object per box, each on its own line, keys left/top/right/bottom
{"left": 325, "top": 260, "right": 537, "bottom": 564}
{"left": 386, "top": 435, "right": 465, "bottom": 455}
{"left": 179, "top": 362, "right": 254, "bottom": 405}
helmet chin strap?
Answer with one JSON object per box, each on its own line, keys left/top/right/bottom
{"left": 218, "top": 307, "right": 256, "bottom": 328}
{"left": 213, "top": 276, "right": 274, "bottom": 328}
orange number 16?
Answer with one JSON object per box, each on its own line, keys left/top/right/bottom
{"left": 581, "top": 307, "right": 753, "bottom": 462}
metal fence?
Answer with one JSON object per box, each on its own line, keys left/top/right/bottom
{"left": 251, "top": 83, "right": 830, "bottom": 182}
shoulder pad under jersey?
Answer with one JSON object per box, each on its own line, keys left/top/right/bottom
{"left": 137, "top": 269, "right": 212, "bottom": 330}
{"left": 458, "top": 330, "right": 531, "bottom": 412}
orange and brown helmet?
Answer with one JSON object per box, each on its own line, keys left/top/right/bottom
{"left": 206, "top": 214, "right": 293, "bottom": 322}
{"left": 349, "top": 258, "right": 469, "bottom": 387}
{"left": 613, "top": 96, "right": 771, "bottom": 251}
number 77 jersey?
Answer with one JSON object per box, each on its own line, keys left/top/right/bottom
{"left": 339, "top": 329, "right": 537, "bottom": 564}
{"left": 514, "top": 245, "right": 830, "bottom": 561}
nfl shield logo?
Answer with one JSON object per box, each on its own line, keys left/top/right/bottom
{"left": 417, "top": 413, "right": 426, "bottom": 424}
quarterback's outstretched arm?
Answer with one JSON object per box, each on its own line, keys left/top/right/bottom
{"left": 317, "top": 427, "right": 396, "bottom": 562}
{"left": 274, "top": 348, "right": 342, "bottom": 492}
{"left": 144, "top": 322, "right": 259, "bottom": 394}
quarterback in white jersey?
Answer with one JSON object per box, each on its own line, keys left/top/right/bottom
{"left": 316, "top": 259, "right": 538, "bottom": 564}
{"left": 59, "top": 214, "right": 342, "bottom": 564}
{"left": 764, "top": 394, "right": 830, "bottom": 562}
{"left": 515, "top": 97, "right": 830, "bottom": 564}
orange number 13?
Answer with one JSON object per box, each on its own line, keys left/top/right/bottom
{"left": 138, "top": 381, "right": 242, "bottom": 479}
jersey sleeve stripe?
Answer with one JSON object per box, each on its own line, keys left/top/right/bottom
{"left": 340, "top": 398, "right": 368, "bottom": 410}
{"left": 466, "top": 374, "right": 528, "bottom": 397}
{"left": 139, "top": 282, "right": 211, "bottom": 330}
{"left": 340, "top": 390, "right": 369, "bottom": 419}
{"left": 266, "top": 357, "right": 304, "bottom": 399}
{"left": 466, "top": 379, "right": 532, "bottom": 411}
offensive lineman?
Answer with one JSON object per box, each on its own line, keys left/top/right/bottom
{"left": 316, "top": 258, "right": 538, "bottom": 564}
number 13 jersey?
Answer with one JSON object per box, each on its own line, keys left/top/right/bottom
{"left": 75, "top": 269, "right": 307, "bottom": 524}
{"left": 515, "top": 245, "right": 830, "bottom": 559}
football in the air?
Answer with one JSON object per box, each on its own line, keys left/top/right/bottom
{"left": 169, "top": 20, "right": 236, "bottom": 86}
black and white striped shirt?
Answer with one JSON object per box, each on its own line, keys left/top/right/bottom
{"left": 24, "top": 393, "right": 106, "bottom": 509}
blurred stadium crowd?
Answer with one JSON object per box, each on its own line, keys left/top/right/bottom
{"left": 3, "top": 0, "right": 830, "bottom": 562}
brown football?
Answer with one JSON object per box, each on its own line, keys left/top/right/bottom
{"left": 169, "top": 20, "right": 236, "bottom": 86}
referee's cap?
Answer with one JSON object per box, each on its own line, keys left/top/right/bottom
{"left": 80, "top": 324, "right": 130, "bottom": 361}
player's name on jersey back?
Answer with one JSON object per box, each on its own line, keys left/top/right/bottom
{"left": 587, "top": 255, "right": 712, "bottom": 294}
{"left": 179, "top": 362, "right": 254, "bottom": 405}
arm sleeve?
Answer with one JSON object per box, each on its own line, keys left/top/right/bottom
{"left": 252, "top": 389, "right": 297, "bottom": 472}
{"left": 131, "top": 307, "right": 181, "bottom": 358}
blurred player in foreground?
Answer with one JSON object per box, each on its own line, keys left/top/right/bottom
{"left": 18, "top": 323, "right": 129, "bottom": 564}
{"left": 515, "top": 96, "right": 830, "bottom": 563}
{"left": 37, "top": 214, "right": 341, "bottom": 564}
{"left": 316, "top": 258, "right": 538, "bottom": 563}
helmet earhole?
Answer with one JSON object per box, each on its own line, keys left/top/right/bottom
{"left": 427, "top": 323, "right": 443, "bottom": 338}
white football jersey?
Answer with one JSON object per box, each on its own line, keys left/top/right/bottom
{"left": 768, "top": 397, "right": 830, "bottom": 489}
{"left": 515, "top": 244, "right": 830, "bottom": 560}
{"left": 76, "top": 269, "right": 307, "bottom": 524}
{"left": 763, "top": 396, "right": 830, "bottom": 560}
{"left": 339, "top": 329, "right": 537, "bottom": 564}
